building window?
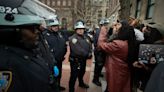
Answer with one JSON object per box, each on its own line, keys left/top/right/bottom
{"left": 47, "top": 0, "right": 50, "bottom": 6}
{"left": 57, "top": 0, "right": 61, "bottom": 6}
{"left": 63, "top": 0, "right": 66, "bottom": 6}
{"left": 61, "top": 18, "right": 67, "bottom": 29}
{"left": 98, "top": 10, "right": 102, "bottom": 18}
{"left": 135, "top": 0, "right": 141, "bottom": 18}
{"left": 68, "top": 0, "right": 71, "bottom": 6}
{"left": 99, "top": 0, "right": 103, "bottom": 3}
{"left": 52, "top": 1, "right": 56, "bottom": 6}
{"left": 146, "top": 0, "right": 155, "bottom": 19}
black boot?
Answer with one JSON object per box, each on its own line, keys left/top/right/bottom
{"left": 92, "top": 79, "right": 102, "bottom": 86}
{"left": 79, "top": 83, "right": 89, "bottom": 88}
{"left": 59, "top": 86, "right": 66, "bottom": 91}
{"left": 69, "top": 88, "right": 74, "bottom": 92}
{"left": 100, "top": 73, "right": 104, "bottom": 77}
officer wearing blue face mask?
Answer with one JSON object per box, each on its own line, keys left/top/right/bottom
{"left": 44, "top": 17, "right": 67, "bottom": 91}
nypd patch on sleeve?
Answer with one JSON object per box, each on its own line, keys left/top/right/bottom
{"left": 0, "top": 71, "right": 12, "bottom": 92}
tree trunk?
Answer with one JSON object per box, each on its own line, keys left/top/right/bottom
{"left": 119, "top": 0, "right": 130, "bottom": 20}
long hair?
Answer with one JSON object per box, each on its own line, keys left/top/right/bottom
{"left": 143, "top": 26, "right": 163, "bottom": 44}
{"left": 117, "top": 20, "right": 137, "bottom": 65}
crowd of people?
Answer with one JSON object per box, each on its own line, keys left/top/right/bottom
{"left": 0, "top": 1, "right": 92, "bottom": 92}
{"left": 92, "top": 18, "right": 164, "bottom": 92}
{"left": 1, "top": 1, "right": 164, "bottom": 92}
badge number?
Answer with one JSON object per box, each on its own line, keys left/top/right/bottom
{"left": 0, "top": 6, "right": 18, "bottom": 14}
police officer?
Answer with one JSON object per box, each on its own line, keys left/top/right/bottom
{"left": 35, "top": 24, "right": 60, "bottom": 92}
{"left": 85, "top": 28, "right": 94, "bottom": 43}
{"left": 92, "top": 18, "right": 110, "bottom": 86}
{"left": 44, "top": 18, "right": 67, "bottom": 91}
{"left": 0, "top": 0, "right": 54, "bottom": 92}
{"left": 68, "top": 21, "right": 92, "bottom": 92}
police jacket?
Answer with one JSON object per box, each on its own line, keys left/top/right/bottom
{"left": 93, "top": 28, "right": 106, "bottom": 63}
{"left": 93, "top": 28, "right": 100, "bottom": 48}
{"left": 69, "top": 34, "right": 92, "bottom": 59}
{"left": 35, "top": 34, "right": 59, "bottom": 91}
{"left": 0, "top": 46, "right": 52, "bottom": 92}
{"left": 44, "top": 30, "right": 67, "bottom": 62}
{"left": 37, "top": 33, "right": 57, "bottom": 68}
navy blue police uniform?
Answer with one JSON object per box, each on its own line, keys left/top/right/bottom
{"left": 34, "top": 31, "right": 60, "bottom": 92}
{"left": 92, "top": 28, "right": 106, "bottom": 86}
{"left": 68, "top": 33, "right": 92, "bottom": 92}
{"left": 44, "top": 30, "right": 67, "bottom": 86}
{"left": 0, "top": 0, "right": 56, "bottom": 91}
{"left": 0, "top": 45, "right": 52, "bottom": 92}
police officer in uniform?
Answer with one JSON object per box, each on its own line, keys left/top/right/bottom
{"left": 35, "top": 24, "right": 60, "bottom": 92}
{"left": 92, "top": 18, "right": 110, "bottom": 87}
{"left": 0, "top": 0, "right": 55, "bottom": 92}
{"left": 68, "top": 21, "right": 92, "bottom": 92}
{"left": 44, "top": 18, "right": 67, "bottom": 91}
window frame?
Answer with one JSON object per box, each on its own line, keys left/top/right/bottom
{"left": 68, "top": 0, "right": 71, "bottom": 6}
{"left": 146, "top": 0, "right": 155, "bottom": 19}
{"left": 62, "top": 0, "right": 66, "bottom": 6}
{"left": 57, "top": 0, "right": 61, "bottom": 6}
{"left": 135, "top": 0, "right": 142, "bottom": 18}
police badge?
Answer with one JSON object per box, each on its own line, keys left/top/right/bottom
{"left": 58, "top": 32, "right": 63, "bottom": 38}
{"left": 72, "top": 38, "right": 77, "bottom": 44}
{"left": 0, "top": 71, "right": 12, "bottom": 92}
{"left": 46, "top": 33, "right": 50, "bottom": 36}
